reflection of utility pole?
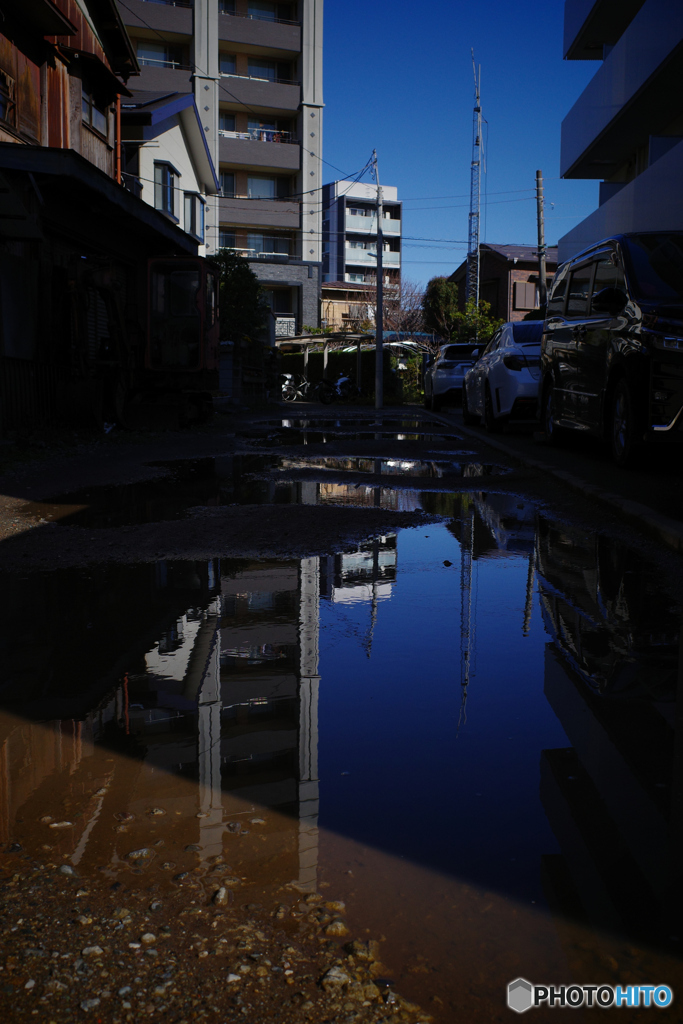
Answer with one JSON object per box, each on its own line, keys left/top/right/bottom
{"left": 363, "top": 537, "right": 380, "bottom": 659}
{"left": 297, "top": 557, "right": 321, "bottom": 892}
{"left": 458, "top": 507, "right": 476, "bottom": 733}
{"left": 523, "top": 551, "right": 536, "bottom": 637}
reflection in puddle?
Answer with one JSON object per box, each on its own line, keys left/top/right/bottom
{"left": 17, "top": 456, "right": 511, "bottom": 528}
{"left": 2, "top": 495, "right": 683, "bottom": 1018}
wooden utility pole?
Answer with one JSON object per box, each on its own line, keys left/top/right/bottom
{"left": 536, "top": 169, "right": 547, "bottom": 308}
{"left": 373, "top": 150, "right": 384, "bottom": 410}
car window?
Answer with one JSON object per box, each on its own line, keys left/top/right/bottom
{"left": 547, "top": 264, "right": 569, "bottom": 315}
{"left": 592, "top": 253, "right": 626, "bottom": 297}
{"left": 483, "top": 332, "right": 501, "bottom": 356}
{"left": 566, "top": 265, "right": 593, "bottom": 318}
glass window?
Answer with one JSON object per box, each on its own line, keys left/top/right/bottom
{"left": 154, "top": 163, "right": 176, "bottom": 217}
{"left": 248, "top": 117, "right": 276, "bottom": 132}
{"left": 219, "top": 0, "right": 236, "bottom": 11}
{"left": 249, "top": 1, "right": 278, "bottom": 19}
{"left": 220, "top": 171, "right": 235, "bottom": 197}
{"left": 566, "top": 265, "right": 593, "bottom": 318}
{"left": 184, "top": 192, "right": 204, "bottom": 241}
{"left": 546, "top": 264, "right": 569, "bottom": 315}
{"left": 219, "top": 230, "right": 236, "bottom": 249}
{"left": 248, "top": 176, "right": 276, "bottom": 199}
{"left": 248, "top": 58, "right": 276, "bottom": 80}
{"left": 219, "top": 53, "right": 236, "bottom": 75}
{"left": 0, "top": 70, "right": 15, "bottom": 126}
{"left": 592, "top": 253, "right": 626, "bottom": 298}
{"left": 82, "top": 83, "right": 108, "bottom": 136}
{"left": 219, "top": 112, "right": 236, "bottom": 132}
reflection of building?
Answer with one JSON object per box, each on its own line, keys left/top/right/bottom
{"left": 538, "top": 518, "right": 682, "bottom": 948}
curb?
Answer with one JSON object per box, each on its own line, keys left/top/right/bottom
{"left": 428, "top": 409, "right": 683, "bottom": 555}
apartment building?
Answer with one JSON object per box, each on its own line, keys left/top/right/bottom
{"left": 118, "top": 0, "right": 324, "bottom": 333}
{"left": 322, "top": 180, "right": 402, "bottom": 290}
{"left": 558, "top": 0, "right": 683, "bottom": 261}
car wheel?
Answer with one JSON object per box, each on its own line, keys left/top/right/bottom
{"left": 484, "top": 384, "right": 501, "bottom": 432}
{"left": 611, "top": 378, "right": 641, "bottom": 467}
{"left": 462, "top": 385, "right": 477, "bottom": 424}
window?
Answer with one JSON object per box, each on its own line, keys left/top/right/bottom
{"left": 347, "top": 273, "right": 366, "bottom": 283}
{"left": 219, "top": 0, "right": 236, "bottom": 11}
{"left": 154, "top": 162, "right": 177, "bottom": 218}
{"left": 247, "top": 176, "right": 289, "bottom": 199}
{"left": 592, "top": 253, "right": 626, "bottom": 297}
{"left": 0, "top": 70, "right": 16, "bottom": 127}
{"left": 220, "top": 171, "right": 235, "bottom": 197}
{"left": 247, "top": 233, "right": 290, "bottom": 257}
{"left": 82, "top": 82, "right": 108, "bottom": 136}
{"left": 184, "top": 192, "right": 205, "bottom": 241}
{"left": 248, "top": 1, "right": 293, "bottom": 20}
{"left": 514, "top": 281, "right": 537, "bottom": 310}
{"left": 219, "top": 112, "right": 236, "bottom": 132}
{"left": 136, "top": 41, "right": 184, "bottom": 69}
{"left": 219, "top": 53, "right": 236, "bottom": 75}
{"left": 219, "top": 230, "right": 236, "bottom": 249}
{"left": 247, "top": 58, "right": 291, "bottom": 82}
{"left": 546, "top": 264, "right": 569, "bottom": 315}
{"left": 566, "top": 265, "right": 593, "bottom": 317}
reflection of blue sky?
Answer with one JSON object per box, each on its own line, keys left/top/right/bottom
{"left": 318, "top": 524, "right": 569, "bottom": 904}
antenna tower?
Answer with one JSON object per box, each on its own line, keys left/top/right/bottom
{"left": 466, "top": 51, "right": 483, "bottom": 305}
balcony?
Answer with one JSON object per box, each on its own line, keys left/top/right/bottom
{"left": 345, "top": 213, "right": 401, "bottom": 236}
{"left": 121, "top": 0, "right": 192, "bottom": 35}
{"left": 133, "top": 61, "right": 193, "bottom": 93}
{"left": 219, "top": 196, "right": 299, "bottom": 230}
{"left": 561, "top": 1, "right": 683, "bottom": 178}
{"left": 345, "top": 248, "right": 400, "bottom": 267}
{"left": 219, "top": 74, "right": 300, "bottom": 112}
{"left": 219, "top": 130, "right": 300, "bottom": 171}
{"left": 218, "top": 12, "right": 301, "bottom": 53}
{"left": 563, "top": 0, "right": 646, "bottom": 59}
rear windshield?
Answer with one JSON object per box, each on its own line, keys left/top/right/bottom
{"left": 442, "top": 345, "right": 480, "bottom": 360}
{"left": 511, "top": 323, "right": 543, "bottom": 346}
{"left": 623, "top": 234, "right": 683, "bottom": 303}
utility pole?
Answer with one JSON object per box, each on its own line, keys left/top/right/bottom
{"left": 535, "top": 169, "right": 547, "bottom": 309}
{"left": 372, "top": 149, "right": 384, "bottom": 410}
{"left": 466, "top": 51, "right": 483, "bottom": 306}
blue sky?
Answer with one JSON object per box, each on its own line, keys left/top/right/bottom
{"left": 321, "top": 0, "right": 599, "bottom": 286}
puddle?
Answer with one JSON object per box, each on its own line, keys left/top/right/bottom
{"left": 239, "top": 417, "right": 464, "bottom": 445}
{"left": 17, "top": 455, "right": 512, "bottom": 528}
{"left": 2, "top": 496, "right": 683, "bottom": 1019}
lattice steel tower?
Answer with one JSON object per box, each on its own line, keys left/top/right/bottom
{"left": 466, "top": 52, "right": 483, "bottom": 305}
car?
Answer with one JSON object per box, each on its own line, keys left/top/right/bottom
{"left": 462, "top": 321, "right": 543, "bottom": 430}
{"left": 539, "top": 231, "right": 683, "bottom": 466}
{"left": 423, "top": 343, "right": 481, "bottom": 411}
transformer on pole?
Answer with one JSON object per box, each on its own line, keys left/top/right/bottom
{"left": 466, "top": 51, "right": 483, "bottom": 306}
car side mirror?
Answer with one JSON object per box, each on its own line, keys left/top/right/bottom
{"left": 591, "top": 287, "right": 627, "bottom": 315}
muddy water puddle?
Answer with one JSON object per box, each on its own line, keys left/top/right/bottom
{"left": 16, "top": 455, "right": 511, "bottom": 527}
{"left": 2, "top": 491, "right": 683, "bottom": 1020}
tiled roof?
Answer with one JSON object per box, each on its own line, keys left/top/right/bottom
{"left": 481, "top": 242, "right": 558, "bottom": 264}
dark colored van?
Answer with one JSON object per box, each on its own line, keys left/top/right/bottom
{"left": 540, "top": 232, "right": 683, "bottom": 466}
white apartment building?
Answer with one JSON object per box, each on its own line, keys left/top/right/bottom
{"left": 322, "top": 180, "right": 402, "bottom": 289}
{"left": 558, "top": 0, "right": 683, "bottom": 262}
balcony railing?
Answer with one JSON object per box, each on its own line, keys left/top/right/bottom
{"left": 220, "top": 244, "right": 294, "bottom": 261}
{"left": 220, "top": 71, "right": 299, "bottom": 86}
{"left": 143, "top": 0, "right": 193, "bottom": 7}
{"left": 137, "top": 57, "right": 192, "bottom": 70}
{"left": 219, "top": 191, "right": 297, "bottom": 201}
{"left": 219, "top": 9, "right": 300, "bottom": 26}
{"left": 219, "top": 128, "right": 295, "bottom": 143}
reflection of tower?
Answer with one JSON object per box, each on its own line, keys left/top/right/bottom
{"left": 459, "top": 505, "right": 475, "bottom": 730}
{"left": 188, "top": 599, "right": 223, "bottom": 863}
{"left": 297, "top": 558, "right": 321, "bottom": 892}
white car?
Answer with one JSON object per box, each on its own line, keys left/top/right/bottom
{"left": 423, "top": 343, "right": 481, "bottom": 411}
{"left": 462, "top": 321, "right": 543, "bottom": 430}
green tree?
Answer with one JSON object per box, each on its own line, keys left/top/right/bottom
{"left": 212, "top": 248, "right": 269, "bottom": 341}
{"left": 422, "top": 277, "right": 460, "bottom": 339}
{"left": 422, "top": 276, "right": 502, "bottom": 345}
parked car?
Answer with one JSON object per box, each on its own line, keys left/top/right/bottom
{"left": 423, "top": 343, "right": 481, "bottom": 411}
{"left": 539, "top": 231, "right": 683, "bottom": 466}
{"left": 462, "top": 321, "right": 543, "bottom": 430}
